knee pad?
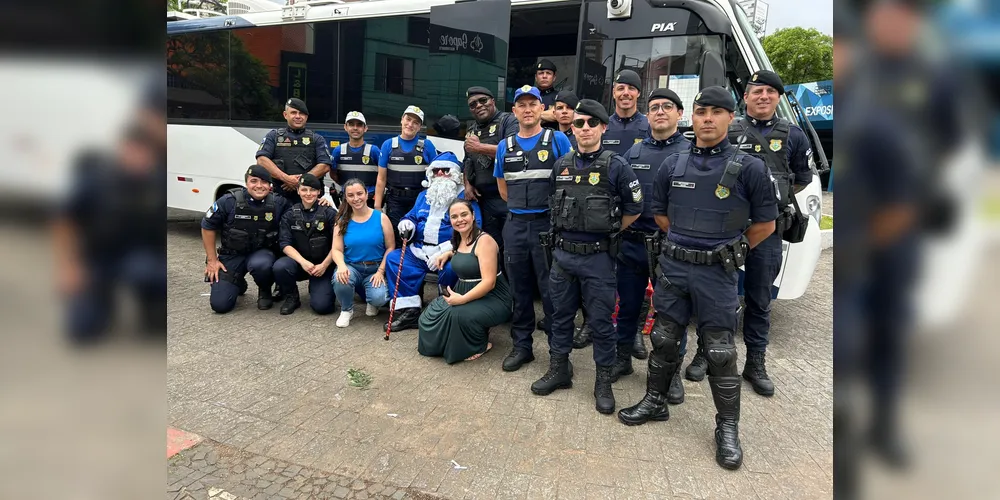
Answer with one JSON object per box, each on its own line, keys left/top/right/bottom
{"left": 649, "top": 317, "right": 683, "bottom": 362}
{"left": 702, "top": 328, "right": 738, "bottom": 376}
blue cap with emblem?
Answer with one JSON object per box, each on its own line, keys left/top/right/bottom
{"left": 513, "top": 85, "right": 542, "bottom": 102}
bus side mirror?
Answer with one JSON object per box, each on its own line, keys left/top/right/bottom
{"left": 700, "top": 51, "right": 725, "bottom": 89}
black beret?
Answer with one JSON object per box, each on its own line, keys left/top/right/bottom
{"left": 573, "top": 99, "right": 610, "bottom": 125}
{"left": 555, "top": 90, "right": 579, "bottom": 109}
{"left": 298, "top": 173, "right": 324, "bottom": 193}
{"left": 245, "top": 164, "right": 271, "bottom": 183}
{"left": 747, "top": 70, "right": 785, "bottom": 93}
{"left": 466, "top": 86, "right": 493, "bottom": 99}
{"left": 285, "top": 98, "right": 309, "bottom": 115}
{"left": 647, "top": 88, "right": 683, "bottom": 110}
{"left": 614, "top": 69, "right": 642, "bottom": 91}
{"left": 693, "top": 86, "right": 736, "bottom": 112}
{"left": 433, "top": 114, "right": 461, "bottom": 137}
{"left": 535, "top": 59, "right": 557, "bottom": 72}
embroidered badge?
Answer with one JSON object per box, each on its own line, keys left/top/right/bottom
{"left": 715, "top": 185, "right": 730, "bottom": 199}
{"left": 589, "top": 172, "right": 600, "bottom": 185}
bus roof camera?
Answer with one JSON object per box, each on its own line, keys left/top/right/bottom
{"left": 607, "top": 0, "right": 632, "bottom": 19}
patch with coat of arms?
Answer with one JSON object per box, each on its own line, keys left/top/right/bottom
{"left": 537, "top": 150, "right": 549, "bottom": 162}
{"left": 317, "top": 221, "right": 324, "bottom": 231}
{"left": 362, "top": 155, "right": 370, "bottom": 164}
{"left": 303, "top": 137, "right": 311, "bottom": 145}
{"left": 715, "top": 185, "right": 730, "bottom": 199}
{"left": 265, "top": 212, "right": 273, "bottom": 222}
{"left": 415, "top": 156, "right": 423, "bottom": 165}
{"left": 769, "top": 139, "right": 782, "bottom": 152}
{"left": 589, "top": 172, "right": 601, "bottom": 185}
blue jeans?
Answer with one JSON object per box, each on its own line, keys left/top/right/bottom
{"left": 333, "top": 262, "right": 389, "bottom": 312}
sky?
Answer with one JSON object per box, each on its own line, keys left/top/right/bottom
{"left": 757, "top": 0, "right": 833, "bottom": 36}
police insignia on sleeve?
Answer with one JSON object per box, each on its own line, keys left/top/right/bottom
{"left": 715, "top": 184, "right": 730, "bottom": 199}
{"left": 362, "top": 155, "right": 370, "bottom": 164}
{"left": 537, "top": 150, "right": 549, "bottom": 162}
{"left": 415, "top": 156, "right": 423, "bottom": 165}
{"left": 265, "top": 212, "right": 274, "bottom": 222}
{"left": 303, "top": 137, "right": 311, "bottom": 145}
{"left": 632, "top": 187, "right": 643, "bottom": 202}
{"left": 317, "top": 221, "right": 324, "bottom": 231}
{"left": 588, "top": 173, "right": 600, "bottom": 185}
{"left": 769, "top": 139, "right": 782, "bottom": 152}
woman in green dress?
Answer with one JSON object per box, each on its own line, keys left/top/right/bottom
{"left": 418, "top": 199, "right": 512, "bottom": 363}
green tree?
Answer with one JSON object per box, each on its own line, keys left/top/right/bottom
{"left": 760, "top": 27, "right": 833, "bottom": 85}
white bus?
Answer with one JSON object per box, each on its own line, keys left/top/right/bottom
{"left": 167, "top": 0, "right": 828, "bottom": 300}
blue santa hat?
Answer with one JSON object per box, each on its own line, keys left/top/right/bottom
{"left": 422, "top": 151, "right": 462, "bottom": 188}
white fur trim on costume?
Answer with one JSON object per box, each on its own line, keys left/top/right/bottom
{"left": 393, "top": 295, "right": 421, "bottom": 309}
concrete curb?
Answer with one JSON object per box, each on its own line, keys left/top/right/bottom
{"left": 820, "top": 229, "right": 833, "bottom": 250}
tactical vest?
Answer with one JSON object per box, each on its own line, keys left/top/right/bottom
{"left": 336, "top": 143, "right": 378, "bottom": 188}
{"left": 627, "top": 136, "right": 689, "bottom": 230}
{"left": 728, "top": 118, "right": 791, "bottom": 208}
{"left": 550, "top": 150, "right": 621, "bottom": 233}
{"left": 602, "top": 114, "right": 649, "bottom": 156}
{"left": 271, "top": 128, "right": 317, "bottom": 185}
{"left": 467, "top": 113, "right": 511, "bottom": 194}
{"left": 502, "top": 129, "right": 557, "bottom": 211}
{"left": 289, "top": 205, "right": 334, "bottom": 263}
{"left": 666, "top": 151, "right": 750, "bottom": 241}
{"left": 385, "top": 136, "right": 426, "bottom": 198}
{"left": 220, "top": 189, "right": 279, "bottom": 254}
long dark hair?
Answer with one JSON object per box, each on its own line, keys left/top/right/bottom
{"left": 448, "top": 198, "right": 482, "bottom": 250}
{"left": 336, "top": 179, "right": 368, "bottom": 236}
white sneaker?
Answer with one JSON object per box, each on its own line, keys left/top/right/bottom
{"left": 336, "top": 310, "right": 353, "bottom": 328}
{"left": 365, "top": 303, "right": 379, "bottom": 317}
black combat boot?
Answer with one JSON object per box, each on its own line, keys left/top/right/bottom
{"left": 502, "top": 348, "right": 535, "bottom": 372}
{"left": 594, "top": 365, "right": 616, "bottom": 414}
{"left": 279, "top": 289, "right": 301, "bottom": 315}
{"left": 530, "top": 354, "right": 573, "bottom": 395}
{"left": 572, "top": 321, "right": 593, "bottom": 349}
{"left": 742, "top": 350, "right": 775, "bottom": 396}
{"left": 383, "top": 307, "right": 420, "bottom": 333}
{"left": 709, "top": 376, "right": 743, "bottom": 470}
{"left": 667, "top": 367, "right": 685, "bottom": 404}
{"left": 610, "top": 345, "right": 633, "bottom": 382}
{"left": 618, "top": 354, "right": 675, "bottom": 425}
{"left": 632, "top": 297, "right": 650, "bottom": 359}
{"left": 257, "top": 285, "right": 273, "bottom": 310}
{"left": 685, "top": 347, "right": 708, "bottom": 382}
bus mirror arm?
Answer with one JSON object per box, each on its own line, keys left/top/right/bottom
{"left": 785, "top": 91, "right": 830, "bottom": 175}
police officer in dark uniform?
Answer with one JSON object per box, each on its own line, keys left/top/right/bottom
{"left": 613, "top": 88, "right": 691, "bottom": 400}
{"left": 331, "top": 111, "right": 381, "bottom": 208}
{"left": 534, "top": 59, "right": 560, "bottom": 128}
{"left": 617, "top": 87, "right": 778, "bottom": 471}
{"left": 272, "top": 173, "right": 339, "bottom": 315}
{"left": 256, "top": 98, "right": 333, "bottom": 205}
{"left": 463, "top": 86, "right": 520, "bottom": 259}
{"left": 552, "top": 90, "right": 579, "bottom": 150}
{"left": 686, "top": 69, "right": 809, "bottom": 397}
{"left": 602, "top": 69, "right": 650, "bottom": 156}
{"left": 495, "top": 85, "right": 574, "bottom": 372}
{"left": 202, "top": 165, "right": 290, "bottom": 313}
{"left": 530, "top": 99, "right": 642, "bottom": 415}
{"left": 375, "top": 105, "right": 439, "bottom": 244}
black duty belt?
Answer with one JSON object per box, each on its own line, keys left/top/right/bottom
{"left": 508, "top": 211, "right": 549, "bottom": 221}
{"left": 387, "top": 187, "right": 420, "bottom": 199}
{"left": 661, "top": 236, "right": 749, "bottom": 272}
{"left": 556, "top": 237, "right": 611, "bottom": 255}
{"left": 661, "top": 243, "right": 721, "bottom": 265}
{"left": 621, "top": 229, "right": 653, "bottom": 242}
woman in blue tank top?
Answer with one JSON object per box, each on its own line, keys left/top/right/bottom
{"left": 331, "top": 180, "right": 396, "bottom": 327}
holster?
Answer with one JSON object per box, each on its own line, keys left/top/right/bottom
{"left": 539, "top": 231, "right": 554, "bottom": 270}
{"left": 779, "top": 202, "right": 808, "bottom": 244}
{"left": 715, "top": 236, "right": 750, "bottom": 273}
{"left": 644, "top": 232, "right": 660, "bottom": 279}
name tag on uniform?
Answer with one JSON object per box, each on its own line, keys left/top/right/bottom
{"left": 603, "top": 139, "right": 621, "bottom": 145}
{"left": 341, "top": 156, "right": 353, "bottom": 161}
{"left": 276, "top": 143, "right": 292, "bottom": 147}
{"left": 631, "top": 163, "right": 651, "bottom": 170}
{"left": 291, "top": 225, "right": 303, "bottom": 230}
{"left": 671, "top": 181, "right": 696, "bottom": 189}
{"left": 504, "top": 156, "right": 523, "bottom": 163}
{"left": 556, "top": 175, "right": 573, "bottom": 181}
{"left": 234, "top": 214, "right": 252, "bottom": 219}
{"left": 390, "top": 156, "right": 404, "bottom": 161}
{"left": 738, "top": 144, "right": 754, "bottom": 150}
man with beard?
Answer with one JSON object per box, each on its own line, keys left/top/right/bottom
{"left": 331, "top": 111, "right": 381, "bottom": 207}
{"left": 613, "top": 88, "right": 691, "bottom": 398}
{"left": 600, "top": 69, "right": 649, "bottom": 156}
{"left": 375, "top": 105, "right": 439, "bottom": 245}
{"left": 256, "top": 98, "right": 333, "bottom": 205}
{"left": 495, "top": 85, "right": 573, "bottom": 373}
{"left": 383, "top": 152, "right": 482, "bottom": 333}
{"left": 462, "top": 86, "right": 519, "bottom": 259}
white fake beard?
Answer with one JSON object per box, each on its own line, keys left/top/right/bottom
{"left": 426, "top": 174, "right": 461, "bottom": 210}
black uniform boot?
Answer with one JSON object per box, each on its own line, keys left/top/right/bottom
{"left": 632, "top": 298, "right": 650, "bottom": 359}
{"left": 530, "top": 354, "right": 573, "bottom": 395}
{"left": 257, "top": 286, "right": 273, "bottom": 310}
{"left": 383, "top": 307, "right": 420, "bottom": 333}
{"left": 667, "top": 366, "right": 685, "bottom": 404}
{"left": 618, "top": 354, "right": 675, "bottom": 425}
{"left": 685, "top": 348, "right": 708, "bottom": 382}
{"left": 742, "top": 350, "right": 775, "bottom": 396}
{"left": 610, "top": 345, "right": 633, "bottom": 382}
{"left": 594, "top": 365, "right": 616, "bottom": 414}
{"left": 572, "top": 321, "right": 593, "bottom": 349}
{"left": 709, "top": 376, "right": 743, "bottom": 470}
{"left": 502, "top": 348, "right": 535, "bottom": 372}
{"left": 279, "top": 289, "right": 300, "bottom": 315}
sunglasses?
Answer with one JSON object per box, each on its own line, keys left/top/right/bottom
{"left": 571, "top": 117, "right": 603, "bottom": 129}
{"left": 468, "top": 96, "right": 491, "bottom": 109}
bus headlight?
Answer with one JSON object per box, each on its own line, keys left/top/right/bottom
{"left": 806, "top": 194, "right": 821, "bottom": 224}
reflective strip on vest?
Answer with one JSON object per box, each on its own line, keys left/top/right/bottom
{"left": 503, "top": 169, "right": 552, "bottom": 181}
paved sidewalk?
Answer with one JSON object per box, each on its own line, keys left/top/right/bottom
{"left": 168, "top": 219, "right": 833, "bottom": 499}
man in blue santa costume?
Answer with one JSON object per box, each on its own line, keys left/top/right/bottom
{"left": 384, "top": 152, "right": 482, "bottom": 332}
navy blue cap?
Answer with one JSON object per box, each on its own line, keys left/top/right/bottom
{"left": 535, "top": 59, "right": 557, "bottom": 72}
{"left": 245, "top": 164, "right": 272, "bottom": 183}
{"left": 298, "top": 173, "right": 324, "bottom": 193}
{"left": 574, "top": 99, "right": 610, "bottom": 125}
{"left": 513, "top": 84, "right": 542, "bottom": 102}
{"left": 555, "top": 90, "right": 580, "bottom": 109}
{"left": 285, "top": 98, "right": 309, "bottom": 115}
{"left": 747, "top": 70, "right": 785, "bottom": 93}
{"left": 692, "top": 86, "right": 736, "bottom": 112}
{"left": 648, "top": 88, "right": 683, "bottom": 110}
{"left": 614, "top": 69, "right": 642, "bottom": 91}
